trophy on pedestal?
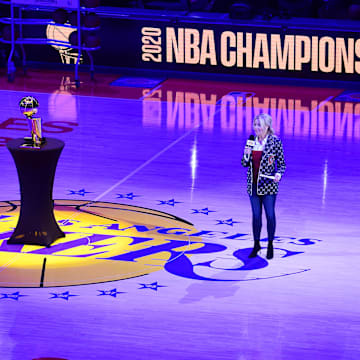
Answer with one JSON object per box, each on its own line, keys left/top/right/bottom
{"left": 19, "top": 96, "right": 46, "bottom": 148}
{"left": 7, "top": 97, "right": 65, "bottom": 248}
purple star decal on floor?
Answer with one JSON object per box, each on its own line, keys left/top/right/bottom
{"left": 68, "top": 189, "right": 92, "bottom": 196}
{"left": 97, "top": 289, "right": 126, "bottom": 298}
{"left": 116, "top": 192, "right": 140, "bottom": 200}
{"left": 49, "top": 291, "right": 78, "bottom": 300}
{"left": 138, "top": 281, "right": 167, "bottom": 291}
{"left": 157, "top": 199, "right": 182, "bottom": 206}
{"left": 215, "top": 218, "right": 241, "bottom": 226}
{"left": 0, "top": 291, "right": 27, "bottom": 300}
{"left": 192, "top": 207, "right": 216, "bottom": 215}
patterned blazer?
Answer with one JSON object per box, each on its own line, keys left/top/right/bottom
{"left": 241, "top": 134, "right": 286, "bottom": 195}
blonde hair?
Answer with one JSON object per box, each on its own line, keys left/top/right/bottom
{"left": 253, "top": 113, "right": 275, "bottom": 136}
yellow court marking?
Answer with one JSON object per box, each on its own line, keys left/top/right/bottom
{"left": 0, "top": 200, "right": 201, "bottom": 287}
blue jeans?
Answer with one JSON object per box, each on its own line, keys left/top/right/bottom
{"left": 249, "top": 186, "right": 277, "bottom": 242}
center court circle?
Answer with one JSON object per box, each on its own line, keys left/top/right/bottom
{"left": 0, "top": 200, "right": 200, "bottom": 287}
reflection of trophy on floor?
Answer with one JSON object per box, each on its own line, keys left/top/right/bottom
{"left": 19, "top": 96, "right": 46, "bottom": 149}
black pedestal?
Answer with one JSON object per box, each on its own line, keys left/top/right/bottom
{"left": 7, "top": 138, "right": 65, "bottom": 247}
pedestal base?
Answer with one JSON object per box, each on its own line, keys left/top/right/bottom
{"left": 8, "top": 228, "right": 65, "bottom": 247}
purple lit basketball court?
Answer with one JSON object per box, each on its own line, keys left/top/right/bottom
{"left": 0, "top": 2, "right": 360, "bottom": 358}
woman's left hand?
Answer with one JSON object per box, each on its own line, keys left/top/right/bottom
{"left": 274, "top": 173, "right": 281, "bottom": 183}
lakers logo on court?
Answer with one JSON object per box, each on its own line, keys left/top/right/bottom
{"left": 0, "top": 200, "right": 321, "bottom": 287}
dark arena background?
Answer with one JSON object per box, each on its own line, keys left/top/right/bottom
{"left": 0, "top": 0, "right": 359, "bottom": 359}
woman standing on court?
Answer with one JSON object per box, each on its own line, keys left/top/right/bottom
{"left": 241, "top": 113, "right": 286, "bottom": 259}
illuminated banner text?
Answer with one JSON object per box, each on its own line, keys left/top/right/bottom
{"left": 139, "top": 23, "right": 360, "bottom": 80}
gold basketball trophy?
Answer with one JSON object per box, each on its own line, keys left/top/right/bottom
{"left": 19, "top": 96, "right": 46, "bottom": 148}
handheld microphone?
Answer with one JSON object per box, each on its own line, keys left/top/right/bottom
{"left": 246, "top": 135, "right": 255, "bottom": 148}
{"left": 244, "top": 135, "right": 255, "bottom": 161}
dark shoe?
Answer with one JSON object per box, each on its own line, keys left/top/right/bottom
{"left": 266, "top": 241, "right": 274, "bottom": 259}
{"left": 249, "top": 243, "right": 261, "bottom": 258}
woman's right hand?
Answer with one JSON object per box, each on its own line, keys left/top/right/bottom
{"left": 244, "top": 147, "right": 251, "bottom": 156}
